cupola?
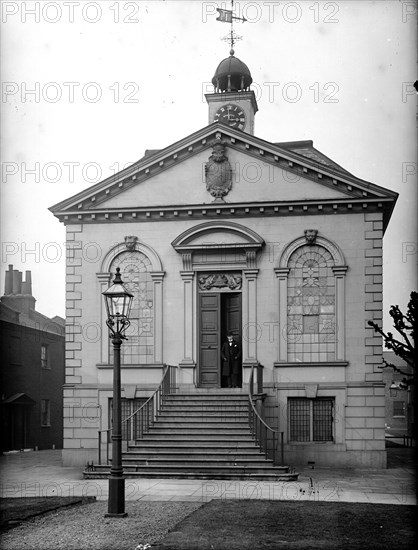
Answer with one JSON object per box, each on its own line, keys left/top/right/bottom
{"left": 212, "top": 49, "right": 253, "bottom": 92}
{"left": 206, "top": 49, "right": 258, "bottom": 135}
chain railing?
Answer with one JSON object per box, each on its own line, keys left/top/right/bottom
{"left": 248, "top": 363, "right": 284, "bottom": 466}
{"left": 98, "top": 363, "right": 177, "bottom": 465}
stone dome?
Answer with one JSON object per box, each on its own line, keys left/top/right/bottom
{"left": 211, "top": 49, "right": 253, "bottom": 92}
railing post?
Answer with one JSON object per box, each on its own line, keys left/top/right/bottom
{"left": 106, "top": 430, "right": 110, "bottom": 465}
{"left": 280, "top": 432, "right": 284, "bottom": 465}
{"left": 257, "top": 363, "right": 263, "bottom": 394}
{"left": 98, "top": 431, "right": 102, "bottom": 465}
{"left": 272, "top": 431, "right": 276, "bottom": 465}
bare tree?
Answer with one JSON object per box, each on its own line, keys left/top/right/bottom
{"left": 368, "top": 291, "right": 417, "bottom": 387}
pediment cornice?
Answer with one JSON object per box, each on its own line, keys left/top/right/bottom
{"left": 50, "top": 123, "right": 398, "bottom": 229}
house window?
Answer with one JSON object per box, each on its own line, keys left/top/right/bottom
{"left": 287, "top": 245, "right": 336, "bottom": 362}
{"left": 41, "top": 344, "right": 49, "bottom": 369}
{"left": 109, "top": 251, "right": 154, "bottom": 365}
{"left": 9, "top": 335, "right": 22, "bottom": 365}
{"left": 288, "top": 397, "right": 334, "bottom": 442}
{"left": 109, "top": 398, "right": 147, "bottom": 440}
{"left": 41, "top": 399, "right": 50, "bottom": 426}
{"left": 393, "top": 401, "right": 406, "bottom": 417}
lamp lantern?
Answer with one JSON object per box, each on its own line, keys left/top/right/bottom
{"left": 389, "top": 381, "right": 398, "bottom": 398}
{"left": 102, "top": 267, "right": 134, "bottom": 338}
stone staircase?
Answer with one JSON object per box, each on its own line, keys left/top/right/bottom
{"left": 84, "top": 391, "right": 298, "bottom": 481}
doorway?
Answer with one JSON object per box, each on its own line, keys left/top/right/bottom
{"left": 198, "top": 292, "right": 242, "bottom": 388}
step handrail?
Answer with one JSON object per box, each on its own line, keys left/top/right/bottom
{"left": 97, "top": 363, "right": 177, "bottom": 465}
{"left": 248, "top": 363, "right": 284, "bottom": 465}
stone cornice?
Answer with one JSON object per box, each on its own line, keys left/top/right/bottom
{"left": 54, "top": 196, "right": 393, "bottom": 226}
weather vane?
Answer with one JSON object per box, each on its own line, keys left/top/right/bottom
{"left": 216, "top": 0, "right": 247, "bottom": 53}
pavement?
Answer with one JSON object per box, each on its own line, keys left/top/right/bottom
{"left": 0, "top": 447, "right": 416, "bottom": 506}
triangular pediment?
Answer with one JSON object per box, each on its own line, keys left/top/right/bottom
{"left": 50, "top": 124, "right": 397, "bottom": 228}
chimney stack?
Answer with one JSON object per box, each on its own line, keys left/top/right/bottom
{"left": 4, "top": 265, "right": 13, "bottom": 295}
{"left": 2, "top": 266, "right": 36, "bottom": 314}
{"left": 21, "top": 271, "right": 33, "bottom": 295}
{"left": 12, "top": 270, "right": 22, "bottom": 294}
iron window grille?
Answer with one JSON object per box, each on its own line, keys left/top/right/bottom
{"left": 289, "top": 397, "right": 334, "bottom": 442}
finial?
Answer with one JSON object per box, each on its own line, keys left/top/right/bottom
{"left": 230, "top": 48, "right": 235, "bottom": 56}
{"left": 113, "top": 267, "right": 123, "bottom": 283}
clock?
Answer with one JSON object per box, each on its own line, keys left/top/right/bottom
{"left": 214, "top": 104, "right": 246, "bottom": 130}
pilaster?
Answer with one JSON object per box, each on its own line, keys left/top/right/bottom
{"left": 242, "top": 269, "right": 259, "bottom": 365}
{"left": 179, "top": 271, "right": 196, "bottom": 367}
{"left": 150, "top": 271, "right": 165, "bottom": 364}
{"left": 275, "top": 268, "right": 290, "bottom": 363}
{"left": 333, "top": 266, "right": 348, "bottom": 361}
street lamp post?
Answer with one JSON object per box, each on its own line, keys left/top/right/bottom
{"left": 102, "top": 267, "right": 134, "bottom": 517}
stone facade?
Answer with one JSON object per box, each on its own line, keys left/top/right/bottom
{"left": 51, "top": 81, "right": 397, "bottom": 468}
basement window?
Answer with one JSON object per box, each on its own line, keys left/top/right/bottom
{"left": 288, "top": 397, "right": 334, "bottom": 442}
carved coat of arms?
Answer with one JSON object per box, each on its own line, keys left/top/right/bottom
{"left": 205, "top": 139, "right": 232, "bottom": 201}
{"left": 198, "top": 273, "right": 242, "bottom": 291}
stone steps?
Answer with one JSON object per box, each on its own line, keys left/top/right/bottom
{"left": 84, "top": 390, "right": 298, "bottom": 481}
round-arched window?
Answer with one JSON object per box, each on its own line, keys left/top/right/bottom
{"left": 287, "top": 245, "right": 336, "bottom": 362}
{"left": 109, "top": 251, "right": 154, "bottom": 365}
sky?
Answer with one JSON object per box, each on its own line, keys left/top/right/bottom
{"left": 1, "top": 0, "right": 417, "bottom": 330}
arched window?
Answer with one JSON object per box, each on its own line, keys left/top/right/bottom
{"left": 109, "top": 251, "right": 154, "bottom": 365}
{"left": 287, "top": 245, "right": 336, "bottom": 362}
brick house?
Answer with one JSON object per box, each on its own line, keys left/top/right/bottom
{"left": 0, "top": 266, "right": 65, "bottom": 452}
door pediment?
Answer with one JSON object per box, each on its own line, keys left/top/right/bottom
{"left": 171, "top": 221, "right": 264, "bottom": 250}
{"left": 172, "top": 221, "right": 264, "bottom": 270}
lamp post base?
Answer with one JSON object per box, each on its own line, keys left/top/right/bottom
{"left": 105, "top": 476, "right": 127, "bottom": 517}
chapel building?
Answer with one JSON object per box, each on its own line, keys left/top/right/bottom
{"left": 51, "top": 49, "right": 398, "bottom": 470}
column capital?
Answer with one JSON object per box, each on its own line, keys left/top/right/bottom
{"left": 243, "top": 269, "right": 259, "bottom": 280}
{"left": 150, "top": 271, "right": 166, "bottom": 282}
{"left": 332, "top": 265, "right": 348, "bottom": 275}
{"left": 97, "top": 272, "right": 111, "bottom": 283}
{"left": 180, "top": 271, "right": 195, "bottom": 282}
{"left": 274, "top": 267, "right": 290, "bottom": 278}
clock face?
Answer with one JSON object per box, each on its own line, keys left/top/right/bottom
{"left": 214, "top": 104, "right": 246, "bottom": 130}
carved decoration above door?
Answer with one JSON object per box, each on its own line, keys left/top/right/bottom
{"left": 198, "top": 272, "right": 242, "bottom": 291}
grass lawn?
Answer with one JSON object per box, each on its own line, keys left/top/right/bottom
{"left": 0, "top": 497, "right": 95, "bottom": 530}
{"left": 153, "top": 500, "right": 416, "bottom": 550}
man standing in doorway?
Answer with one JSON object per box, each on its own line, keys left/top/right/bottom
{"left": 221, "top": 331, "right": 242, "bottom": 388}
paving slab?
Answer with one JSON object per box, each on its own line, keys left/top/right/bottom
{"left": 0, "top": 449, "right": 415, "bottom": 506}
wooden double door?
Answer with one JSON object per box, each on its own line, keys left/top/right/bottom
{"left": 198, "top": 292, "right": 242, "bottom": 387}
